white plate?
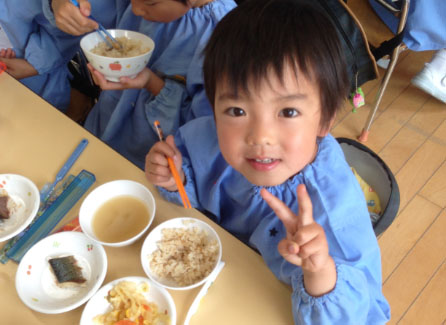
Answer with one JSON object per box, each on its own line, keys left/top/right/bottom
{"left": 15, "top": 231, "right": 107, "bottom": 314}
{"left": 0, "top": 174, "right": 40, "bottom": 242}
{"left": 80, "top": 276, "right": 176, "bottom": 325}
{"left": 141, "top": 217, "right": 222, "bottom": 290}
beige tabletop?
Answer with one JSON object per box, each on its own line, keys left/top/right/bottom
{"left": 0, "top": 72, "right": 293, "bottom": 324}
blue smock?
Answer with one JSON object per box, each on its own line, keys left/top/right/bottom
{"left": 0, "top": 0, "right": 128, "bottom": 111}
{"left": 0, "top": 0, "right": 76, "bottom": 110}
{"left": 369, "top": 0, "right": 446, "bottom": 51}
{"left": 158, "top": 116, "right": 391, "bottom": 324}
{"left": 83, "top": 0, "right": 237, "bottom": 169}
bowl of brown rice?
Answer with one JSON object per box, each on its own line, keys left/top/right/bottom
{"left": 80, "top": 29, "right": 155, "bottom": 82}
{"left": 140, "top": 217, "right": 222, "bottom": 290}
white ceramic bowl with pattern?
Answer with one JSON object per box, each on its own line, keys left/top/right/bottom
{"left": 80, "top": 29, "right": 155, "bottom": 82}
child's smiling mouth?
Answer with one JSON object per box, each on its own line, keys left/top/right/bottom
{"left": 247, "top": 157, "right": 281, "bottom": 171}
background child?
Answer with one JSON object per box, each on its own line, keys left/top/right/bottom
{"left": 0, "top": 0, "right": 125, "bottom": 112}
{"left": 49, "top": 0, "right": 237, "bottom": 169}
{"left": 0, "top": 0, "right": 79, "bottom": 111}
{"left": 145, "top": 0, "right": 390, "bottom": 323}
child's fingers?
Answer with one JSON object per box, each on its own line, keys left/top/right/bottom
{"left": 119, "top": 68, "right": 151, "bottom": 89}
{"left": 146, "top": 142, "right": 172, "bottom": 165}
{"left": 4, "top": 48, "right": 15, "bottom": 59}
{"left": 145, "top": 150, "right": 173, "bottom": 185}
{"left": 87, "top": 64, "right": 119, "bottom": 89}
{"left": 296, "top": 184, "right": 314, "bottom": 228}
{"left": 293, "top": 223, "right": 321, "bottom": 247}
{"left": 86, "top": 63, "right": 99, "bottom": 84}
{"left": 78, "top": 0, "right": 92, "bottom": 17}
{"left": 296, "top": 232, "right": 326, "bottom": 260}
{"left": 165, "top": 135, "right": 182, "bottom": 158}
{"left": 277, "top": 239, "right": 303, "bottom": 266}
{"left": 145, "top": 168, "right": 175, "bottom": 189}
{"left": 53, "top": 0, "right": 97, "bottom": 35}
{"left": 260, "top": 188, "right": 298, "bottom": 235}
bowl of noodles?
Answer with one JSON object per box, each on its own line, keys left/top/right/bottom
{"left": 80, "top": 276, "right": 175, "bottom": 325}
{"left": 80, "top": 29, "right": 155, "bottom": 82}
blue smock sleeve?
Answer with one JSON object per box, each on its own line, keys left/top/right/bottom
{"left": 24, "top": 28, "right": 65, "bottom": 74}
{"left": 42, "top": 0, "right": 56, "bottom": 26}
{"left": 144, "top": 79, "right": 191, "bottom": 142}
{"left": 250, "top": 200, "right": 390, "bottom": 324}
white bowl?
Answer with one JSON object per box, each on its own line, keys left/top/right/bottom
{"left": 79, "top": 180, "right": 156, "bottom": 247}
{"left": 141, "top": 217, "right": 222, "bottom": 290}
{"left": 15, "top": 231, "right": 107, "bottom": 314}
{"left": 0, "top": 174, "right": 40, "bottom": 242}
{"left": 80, "top": 276, "right": 176, "bottom": 325}
{"left": 80, "top": 29, "right": 155, "bottom": 82}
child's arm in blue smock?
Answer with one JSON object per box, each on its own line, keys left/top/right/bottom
{"left": 24, "top": 27, "right": 66, "bottom": 75}
{"left": 250, "top": 169, "right": 391, "bottom": 324}
{"left": 255, "top": 189, "right": 388, "bottom": 323}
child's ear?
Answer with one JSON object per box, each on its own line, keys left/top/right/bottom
{"left": 317, "top": 115, "right": 336, "bottom": 137}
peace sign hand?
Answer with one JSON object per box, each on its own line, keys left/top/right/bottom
{"left": 261, "top": 184, "right": 336, "bottom": 296}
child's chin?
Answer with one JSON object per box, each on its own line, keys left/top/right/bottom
{"left": 244, "top": 175, "right": 288, "bottom": 188}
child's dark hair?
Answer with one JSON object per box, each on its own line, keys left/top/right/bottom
{"left": 203, "top": 0, "right": 349, "bottom": 130}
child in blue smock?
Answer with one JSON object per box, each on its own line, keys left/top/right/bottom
{"left": 75, "top": 0, "right": 236, "bottom": 169}
{"left": 145, "top": 0, "right": 391, "bottom": 323}
{"left": 0, "top": 0, "right": 80, "bottom": 111}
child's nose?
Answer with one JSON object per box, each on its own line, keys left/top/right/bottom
{"left": 246, "top": 119, "right": 275, "bottom": 146}
{"left": 131, "top": 2, "right": 144, "bottom": 16}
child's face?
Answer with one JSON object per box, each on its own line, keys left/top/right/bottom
{"left": 131, "top": 0, "right": 190, "bottom": 23}
{"left": 214, "top": 65, "right": 330, "bottom": 187}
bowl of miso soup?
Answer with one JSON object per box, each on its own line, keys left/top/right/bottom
{"left": 79, "top": 180, "right": 156, "bottom": 247}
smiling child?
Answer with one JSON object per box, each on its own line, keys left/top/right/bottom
{"left": 145, "top": 0, "right": 391, "bottom": 323}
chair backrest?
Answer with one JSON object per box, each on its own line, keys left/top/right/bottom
{"left": 367, "top": 0, "right": 410, "bottom": 60}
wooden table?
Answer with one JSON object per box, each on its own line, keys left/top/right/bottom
{"left": 0, "top": 72, "right": 293, "bottom": 324}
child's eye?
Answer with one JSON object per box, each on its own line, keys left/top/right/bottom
{"left": 279, "top": 108, "right": 299, "bottom": 118}
{"left": 225, "top": 107, "right": 246, "bottom": 117}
